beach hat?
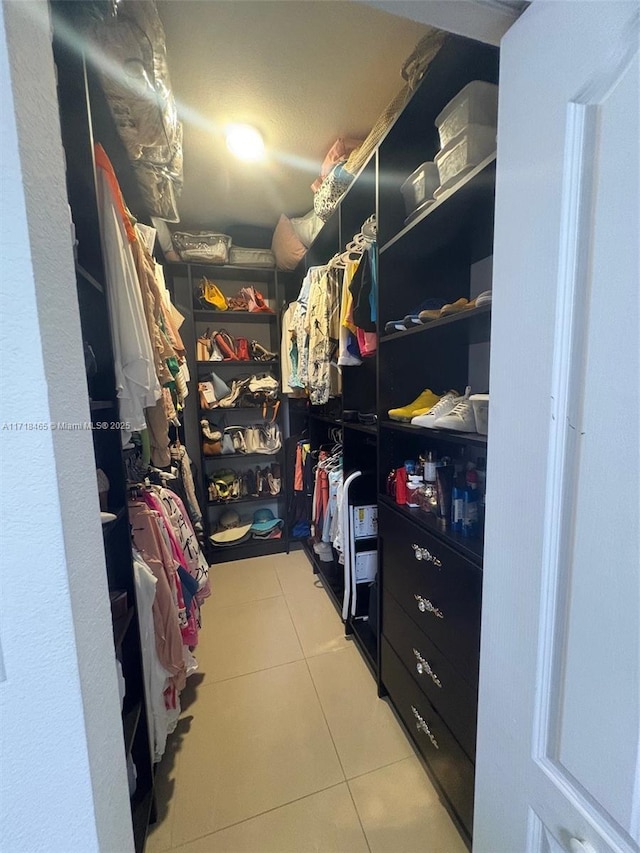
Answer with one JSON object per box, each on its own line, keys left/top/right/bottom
{"left": 250, "top": 507, "right": 284, "bottom": 534}
{"left": 209, "top": 509, "right": 252, "bottom": 545}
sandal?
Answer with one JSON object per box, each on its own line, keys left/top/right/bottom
{"left": 250, "top": 341, "right": 278, "bottom": 361}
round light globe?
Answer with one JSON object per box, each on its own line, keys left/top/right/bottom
{"left": 225, "top": 124, "right": 265, "bottom": 162}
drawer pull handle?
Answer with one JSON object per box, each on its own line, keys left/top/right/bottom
{"left": 411, "top": 705, "right": 439, "bottom": 749}
{"left": 412, "top": 544, "right": 442, "bottom": 567}
{"left": 414, "top": 594, "right": 444, "bottom": 619}
{"left": 413, "top": 648, "right": 442, "bottom": 687}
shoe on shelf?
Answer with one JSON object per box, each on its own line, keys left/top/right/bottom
{"left": 410, "top": 389, "right": 461, "bottom": 427}
{"left": 464, "top": 290, "right": 492, "bottom": 310}
{"left": 433, "top": 387, "right": 477, "bottom": 432}
{"left": 388, "top": 389, "right": 441, "bottom": 422}
{"left": 385, "top": 299, "right": 445, "bottom": 333}
{"left": 440, "top": 298, "right": 469, "bottom": 316}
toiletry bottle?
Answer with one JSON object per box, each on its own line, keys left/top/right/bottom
{"left": 451, "top": 472, "right": 465, "bottom": 532}
{"left": 422, "top": 450, "right": 438, "bottom": 515}
{"left": 423, "top": 450, "right": 436, "bottom": 484}
{"left": 406, "top": 474, "right": 423, "bottom": 507}
{"left": 395, "top": 467, "right": 408, "bottom": 505}
{"left": 462, "top": 466, "right": 479, "bottom": 538}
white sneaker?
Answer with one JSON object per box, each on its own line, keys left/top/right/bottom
{"left": 433, "top": 387, "right": 476, "bottom": 432}
{"left": 411, "top": 390, "right": 461, "bottom": 427}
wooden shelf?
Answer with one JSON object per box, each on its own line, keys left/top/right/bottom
{"left": 199, "top": 406, "right": 282, "bottom": 416}
{"left": 193, "top": 309, "right": 276, "bottom": 323}
{"left": 76, "top": 262, "right": 104, "bottom": 294}
{"left": 309, "top": 413, "right": 343, "bottom": 428}
{"left": 167, "top": 261, "right": 276, "bottom": 281}
{"left": 343, "top": 421, "right": 377, "bottom": 435}
{"left": 204, "top": 450, "right": 283, "bottom": 462}
{"left": 209, "top": 536, "right": 286, "bottom": 563}
{"left": 112, "top": 606, "right": 134, "bottom": 652}
{"left": 380, "top": 154, "right": 496, "bottom": 262}
{"left": 381, "top": 304, "right": 491, "bottom": 344}
{"left": 379, "top": 495, "right": 483, "bottom": 564}
{"left": 302, "top": 541, "right": 345, "bottom": 617}
{"left": 349, "top": 617, "right": 378, "bottom": 676}
{"left": 379, "top": 420, "right": 488, "bottom": 447}
{"left": 197, "top": 360, "right": 279, "bottom": 368}
{"left": 207, "top": 493, "right": 284, "bottom": 507}
{"left": 131, "top": 787, "right": 154, "bottom": 853}
{"left": 122, "top": 698, "right": 142, "bottom": 756}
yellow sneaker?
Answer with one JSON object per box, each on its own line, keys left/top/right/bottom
{"left": 388, "top": 389, "right": 441, "bottom": 422}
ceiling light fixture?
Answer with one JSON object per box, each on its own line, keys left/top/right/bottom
{"left": 225, "top": 123, "right": 265, "bottom": 162}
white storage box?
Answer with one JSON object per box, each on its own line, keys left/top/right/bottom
{"left": 355, "top": 551, "right": 377, "bottom": 583}
{"left": 353, "top": 505, "right": 378, "bottom": 539}
{"left": 229, "top": 246, "right": 275, "bottom": 268}
{"left": 400, "top": 162, "right": 439, "bottom": 217}
{"left": 470, "top": 393, "right": 489, "bottom": 435}
{"left": 435, "top": 81, "right": 499, "bottom": 149}
{"left": 172, "top": 232, "right": 231, "bottom": 264}
{"left": 435, "top": 125, "right": 496, "bottom": 191}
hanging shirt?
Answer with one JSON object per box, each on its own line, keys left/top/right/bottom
{"left": 95, "top": 151, "right": 161, "bottom": 443}
{"left": 307, "top": 265, "right": 342, "bottom": 405}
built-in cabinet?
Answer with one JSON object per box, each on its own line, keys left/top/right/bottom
{"left": 300, "top": 32, "right": 498, "bottom": 845}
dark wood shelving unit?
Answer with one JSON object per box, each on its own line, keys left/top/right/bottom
{"left": 210, "top": 536, "right": 286, "bottom": 563}
{"left": 381, "top": 304, "right": 491, "bottom": 344}
{"left": 197, "top": 359, "right": 279, "bottom": 368}
{"left": 302, "top": 541, "right": 345, "bottom": 617}
{"left": 343, "top": 421, "right": 378, "bottom": 435}
{"left": 90, "top": 399, "right": 115, "bottom": 411}
{"left": 122, "top": 699, "right": 142, "bottom": 756}
{"left": 112, "top": 606, "right": 134, "bottom": 653}
{"left": 349, "top": 618, "right": 378, "bottom": 676}
{"left": 380, "top": 155, "right": 496, "bottom": 260}
{"left": 379, "top": 420, "right": 488, "bottom": 447}
{"left": 378, "top": 495, "right": 484, "bottom": 564}
{"left": 193, "top": 309, "right": 277, "bottom": 323}
{"left": 208, "top": 493, "right": 284, "bottom": 507}
{"left": 204, "top": 450, "right": 284, "bottom": 463}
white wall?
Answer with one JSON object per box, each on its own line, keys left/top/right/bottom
{"left": 0, "top": 2, "right": 133, "bottom": 850}
{"left": 361, "top": 0, "right": 524, "bottom": 45}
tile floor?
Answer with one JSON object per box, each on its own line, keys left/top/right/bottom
{"left": 146, "top": 550, "right": 467, "bottom": 853}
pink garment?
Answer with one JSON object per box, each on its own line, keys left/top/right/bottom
{"left": 129, "top": 502, "right": 186, "bottom": 691}
{"left": 142, "top": 491, "right": 199, "bottom": 647}
{"left": 356, "top": 327, "right": 377, "bottom": 357}
{"left": 311, "top": 137, "right": 363, "bottom": 192}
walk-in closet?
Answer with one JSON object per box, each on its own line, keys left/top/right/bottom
{"left": 3, "top": 1, "right": 637, "bottom": 852}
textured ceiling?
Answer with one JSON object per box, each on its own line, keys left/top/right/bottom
{"left": 157, "top": 1, "right": 431, "bottom": 233}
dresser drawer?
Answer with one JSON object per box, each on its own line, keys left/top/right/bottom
{"left": 381, "top": 637, "right": 475, "bottom": 835}
{"left": 379, "top": 505, "right": 481, "bottom": 685}
{"left": 382, "top": 589, "right": 477, "bottom": 760}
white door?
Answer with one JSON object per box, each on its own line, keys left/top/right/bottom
{"left": 475, "top": 3, "right": 639, "bottom": 852}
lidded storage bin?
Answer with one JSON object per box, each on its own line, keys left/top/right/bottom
{"left": 228, "top": 246, "right": 275, "bottom": 268}
{"left": 434, "top": 125, "right": 496, "bottom": 190}
{"left": 400, "top": 161, "right": 439, "bottom": 218}
{"left": 172, "top": 232, "right": 232, "bottom": 264}
{"left": 435, "top": 80, "right": 499, "bottom": 149}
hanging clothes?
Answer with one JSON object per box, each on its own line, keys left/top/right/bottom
{"left": 95, "top": 146, "right": 161, "bottom": 442}
{"left": 307, "top": 264, "right": 342, "bottom": 405}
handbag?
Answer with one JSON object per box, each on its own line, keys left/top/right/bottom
{"left": 200, "top": 419, "right": 223, "bottom": 456}
{"left": 198, "top": 381, "right": 216, "bottom": 410}
{"left": 200, "top": 277, "right": 228, "bottom": 310}
{"left": 236, "top": 336, "right": 250, "bottom": 361}
{"left": 244, "top": 422, "right": 282, "bottom": 455}
{"left": 313, "top": 163, "right": 354, "bottom": 222}
{"left": 250, "top": 341, "right": 278, "bottom": 362}
{"left": 225, "top": 426, "right": 247, "bottom": 454}
{"left": 196, "top": 329, "right": 211, "bottom": 361}
{"left": 214, "top": 330, "right": 239, "bottom": 360}
{"left": 239, "top": 373, "right": 279, "bottom": 407}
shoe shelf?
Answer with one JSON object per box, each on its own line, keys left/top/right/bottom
{"left": 196, "top": 359, "right": 279, "bottom": 368}
{"left": 207, "top": 493, "right": 283, "bottom": 507}
{"left": 379, "top": 420, "right": 488, "bottom": 447}
{"left": 302, "top": 540, "right": 345, "bottom": 617}
{"left": 193, "top": 309, "right": 277, "bottom": 323}
{"left": 112, "top": 606, "right": 134, "bottom": 653}
{"left": 343, "top": 421, "right": 378, "bottom": 436}
{"left": 380, "top": 154, "right": 496, "bottom": 261}
{"left": 381, "top": 304, "right": 491, "bottom": 345}
{"left": 167, "top": 261, "right": 276, "bottom": 283}
{"left": 309, "top": 412, "right": 343, "bottom": 428}
{"left": 379, "top": 495, "right": 484, "bottom": 565}
{"left": 209, "top": 536, "right": 286, "bottom": 564}
{"left": 199, "top": 405, "right": 282, "bottom": 415}
{"left": 204, "top": 450, "right": 284, "bottom": 463}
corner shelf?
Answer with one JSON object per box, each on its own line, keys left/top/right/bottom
{"left": 379, "top": 495, "right": 483, "bottom": 564}
{"left": 379, "top": 420, "right": 488, "bottom": 447}
{"left": 343, "top": 421, "right": 378, "bottom": 435}
{"left": 380, "top": 154, "right": 497, "bottom": 259}
{"left": 381, "top": 304, "right": 491, "bottom": 344}
{"left": 193, "top": 309, "right": 277, "bottom": 323}
{"left": 196, "top": 360, "right": 279, "bottom": 368}
{"left": 207, "top": 493, "right": 283, "bottom": 507}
